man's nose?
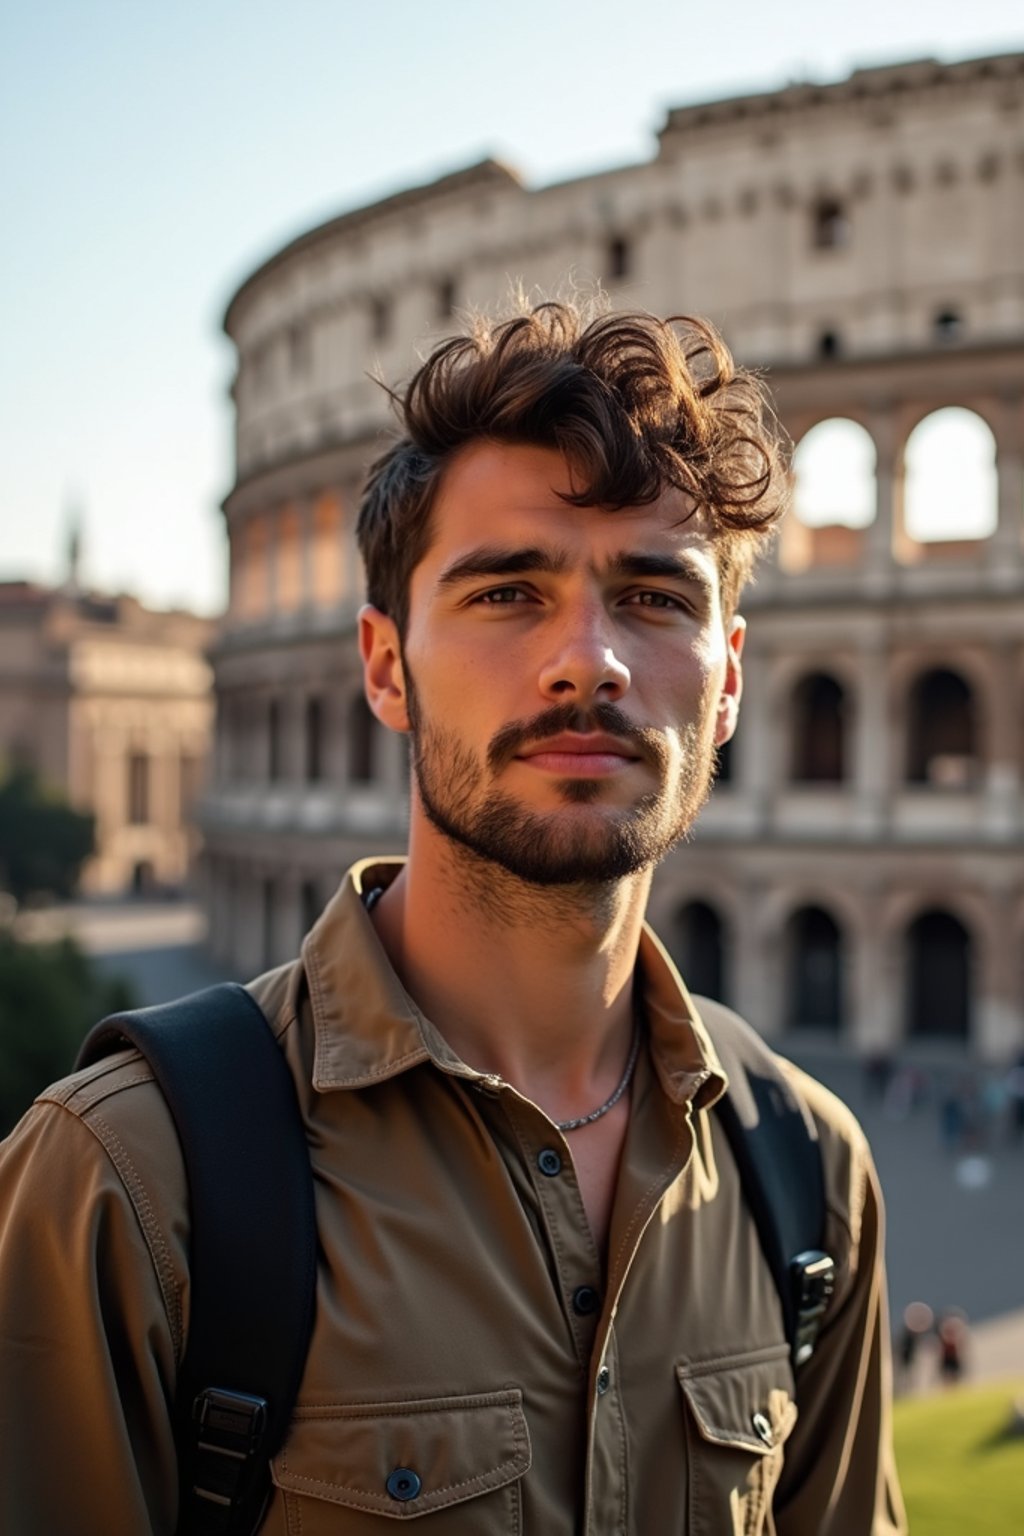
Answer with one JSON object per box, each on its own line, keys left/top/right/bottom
{"left": 537, "top": 606, "right": 631, "bottom": 703}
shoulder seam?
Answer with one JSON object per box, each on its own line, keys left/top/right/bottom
{"left": 70, "top": 1105, "right": 184, "bottom": 1362}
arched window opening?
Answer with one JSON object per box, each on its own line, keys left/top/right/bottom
{"left": 904, "top": 407, "right": 997, "bottom": 543}
{"left": 676, "top": 901, "right": 727, "bottom": 1004}
{"left": 906, "top": 669, "right": 978, "bottom": 787}
{"left": 311, "top": 494, "right": 344, "bottom": 607}
{"left": 786, "top": 907, "right": 843, "bottom": 1031}
{"left": 242, "top": 515, "right": 271, "bottom": 618}
{"left": 792, "top": 418, "right": 876, "bottom": 528}
{"left": 262, "top": 879, "right": 277, "bottom": 970}
{"left": 301, "top": 879, "right": 321, "bottom": 937}
{"left": 812, "top": 198, "right": 849, "bottom": 250}
{"left": 267, "top": 699, "right": 282, "bottom": 782}
{"left": 348, "top": 695, "right": 378, "bottom": 785}
{"left": 790, "top": 673, "right": 846, "bottom": 783}
{"left": 132, "top": 860, "right": 155, "bottom": 896}
{"left": 288, "top": 323, "right": 311, "bottom": 377}
{"left": 276, "top": 505, "right": 303, "bottom": 613}
{"left": 128, "top": 751, "right": 150, "bottom": 825}
{"left": 906, "top": 910, "right": 971, "bottom": 1039}
{"left": 305, "top": 697, "right": 323, "bottom": 783}
{"left": 370, "top": 295, "right": 391, "bottom": 342}
{"left": 933, "top": 308, "right": 963, "bottom": 343}
{"left": 607, "top": 236, "right": 631, "bottom": 280}
{"left": 817, "top": 329, "right": 841, "bottom": 360}
{"left": 437, "top": 277, "right": 456, "bottom": 319}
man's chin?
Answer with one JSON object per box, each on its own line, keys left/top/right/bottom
{"left": 423, "top": 791, "right": 691, "bottom": 887}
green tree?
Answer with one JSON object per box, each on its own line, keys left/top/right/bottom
{"left": 0, "top": 933, "right": 136, "bottom": 1136}
{"left": 0, "top": 765, "right": 95, "bottom": 904}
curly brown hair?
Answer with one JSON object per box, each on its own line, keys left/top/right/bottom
{"left": 356, "top": 301, "right": 789, "bottom": 630}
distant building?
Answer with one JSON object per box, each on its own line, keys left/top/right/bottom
{"left": 0, "top": 579, "right": 214, "bottom": 894}
{"left": 207, "top": 51, "right": 1024, "bottom": 1059}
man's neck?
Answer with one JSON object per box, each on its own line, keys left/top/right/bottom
{"left": 368, "top": 820, "right": 652, "bottom": 1126}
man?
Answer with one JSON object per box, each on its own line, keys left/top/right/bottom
{"left": 0, "top": 302, "right": 906, "bottom": 1533}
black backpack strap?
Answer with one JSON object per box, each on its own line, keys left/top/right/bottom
{"left": 702, "top": 1000, "right": 835, "bottom": 1369}
{"left": 76, "top": 982, "right": 317, "bottom": 1535}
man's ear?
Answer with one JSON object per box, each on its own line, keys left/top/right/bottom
{"left": 358, "top": 604, "right": 410, "bottom": 733}
{"left": 714, "top": 615, "right": 745, "bottom": 746}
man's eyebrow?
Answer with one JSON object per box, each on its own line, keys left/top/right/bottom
{"left": 435, "top": 546, "right": 569, "bottom": 588}
{"left": 606, "top": 551, "right": 713, "bottom": 587}
{"left": 434, "top": 544, "right": 716, "bottom": 598}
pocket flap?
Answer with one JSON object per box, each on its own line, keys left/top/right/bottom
{"left": 271, "top": 1388, "right": 531, "bottom": 1519}
{"left": 677, "top": 1350, "right": 797, "bottom": 1455}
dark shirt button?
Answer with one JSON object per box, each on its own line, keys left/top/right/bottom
{"left": 538, "top": 1148, "right": 562, "bottom": 1177}
{"left": 596, "top": 1365, "right": 611, "bottom": 1395}
{"left": 386, "top": 1468, "right": 422, "bottom": 1501}
{"left": 572, "top": 1285, "right": 600, "bottom": 1316}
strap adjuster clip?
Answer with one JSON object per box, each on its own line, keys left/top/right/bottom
{"left": 790, "top": 1249, "right": 836, "bottom": 1367}
{"left": 191, "top": 1388, "right": 270, "bottom": 1507}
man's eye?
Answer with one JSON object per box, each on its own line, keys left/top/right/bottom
{"left": 476, "top": 586, "right": 528, "bottom": 605}
{"left": 626, "top": 590, "right": 686, "bottom": 611}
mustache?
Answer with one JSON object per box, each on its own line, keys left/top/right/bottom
{"left": 487, "top": 703, "right": 668, "bottom": 774}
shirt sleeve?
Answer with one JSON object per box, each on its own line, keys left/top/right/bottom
{"left": 0, "top": 1095, "right": 181, "bottom": 1536}
{"left": 773, "top": 1092, "right": 908, "bottom": 1536}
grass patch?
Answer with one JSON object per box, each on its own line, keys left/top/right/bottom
{"left": 894, "top": 1380, "right": 1024, "bottom": 1534}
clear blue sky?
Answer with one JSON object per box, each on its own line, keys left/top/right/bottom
{"left": 2, "top": 2, "right": 1021, "bottom": 613}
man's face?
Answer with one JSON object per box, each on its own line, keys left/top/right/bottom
{"left": 363, "top": 441, "right": 744, "bottom": 886}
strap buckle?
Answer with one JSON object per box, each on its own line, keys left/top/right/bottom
{"left": 789, "top": 1250, "right": 836, "bottom": 1367}
{"left": 191, "top": 1388, "right": 270, "bottom": 1508}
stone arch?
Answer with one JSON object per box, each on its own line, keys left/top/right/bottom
{"left": 785, "top": 904, "right": 845, "bottom": 1031}
{"left": 275, "top": 503, "right": 303, "bottom": 613}
{"left": 790, "top": 671, "right": 847, "bottom": 783}
{"left": 311, "top": 492, "right": 345, "bottom": 607}
{"left": 905, "top": 908, "right": 972, "bottom": 1040}
{"left": 903, "top": 407, "right": 998, "bottom": 544}
{"left": 240, "top": 514, "right": 270, "bottom": 619}
{"left": 676, "top": 899, "right": 729, "bottom": 1004}
{"left": 905, "top": 667, "right": 979, "bottom": 787}
{"left": 792, "top": 417, "right": 877, "bottom": 528}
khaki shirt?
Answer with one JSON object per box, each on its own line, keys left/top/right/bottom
{"left": 0, "top": 859, "right": 905, "bottom": 1534}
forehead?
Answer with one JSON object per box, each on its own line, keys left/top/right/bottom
{"left": 420, "top": 439, "right": 720, "bottom": 581}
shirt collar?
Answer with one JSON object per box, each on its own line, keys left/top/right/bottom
{"left": 303, "top": 858, "right": 727, "bottom": 1112}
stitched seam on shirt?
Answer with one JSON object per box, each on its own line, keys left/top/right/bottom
{"left": 302, "top": 942, "right": 429, "bottom": 1085}
{"left": 279, "top": 1456, "right": 522, "bottom": 1505}
{"left": 511, "top": 1467, "right": 522, "bottom": 1536}
{"left": 515, "top": 1105, "right": 595, "bottom": 1370}
{"left": 318, "top": 1047, "right": 429, "bottom": 1087}
{"left": 608, "top": 1109, "right": 690, "bottom": 1281}
{"left": 678, "top": 1343, "right": 790, "bottom": 1378}
{"left": 291, "top": 1389, "right": 522, "bottom": 1417}
{"left": 502, "top": 1098, "right": 594, "bottom": 1366}
{"left": 615, "top": 1346, "right": 628, "bottom": 1535}
{"left": 79, "top": 1109, "right": 183, "bottom": 1359}
{"left": 279, "top": 1405, "right": 529, "bottom": 1506}
{"left": 40, "top": 1065, "right": 155, "bottom": 1116}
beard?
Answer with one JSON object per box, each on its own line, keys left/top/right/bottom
{"left": 404, "top": 673, "right": 717, "bottom": 888}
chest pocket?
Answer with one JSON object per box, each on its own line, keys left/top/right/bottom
{"left": 270, "top": 1387, "right": 531, "bottom": 1532}
{"left": 677, "top": 1347, "right": 798, "bottom": 1536}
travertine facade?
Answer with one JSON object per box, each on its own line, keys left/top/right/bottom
{"left": 0, "top": 582, "right": 213, "bottom": 894}
{"left": 207, "top": 51, "right": 1024, "bottom": 1059}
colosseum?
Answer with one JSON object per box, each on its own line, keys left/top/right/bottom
{"left": 204, "top": 51, "right": 1024, "bottom": 1062}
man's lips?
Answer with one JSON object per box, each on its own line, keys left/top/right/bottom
{"left": 515, "top": 733, "right": 642, "bottom": 775}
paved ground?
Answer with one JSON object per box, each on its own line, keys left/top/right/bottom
{"left": 786, "top": 1045, "right": 1024, "bottom": 1330}
{"left": 15, "top": 898, "right": 1024, "bottom": 1387}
